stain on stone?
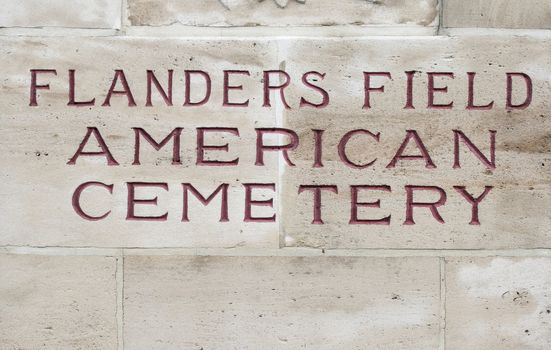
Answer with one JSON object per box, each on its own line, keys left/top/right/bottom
{"left": 502, "top": 133, "right": 551, "bottom": 153}
{"left": 219, "top": 0, "right": 306, "bottom": 10}
{"left": 128, "top": 0, "right": 438, "bottom": 26}
{"left": 501, "top": 289, "right": 532, "bottom": 306}
{"left": 128, "top": 1, "right": 168, "bottom": 26}
{"left": 391, "top": 293, "right": 404, "bottom": 301}
{"left": 188, "top": 256, "right": 213, "bottom": 272}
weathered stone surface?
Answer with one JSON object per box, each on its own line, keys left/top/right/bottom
{"left": 1, "top": 36, "right": 549, "bottom": 250}
{"left": 444, "top": 0, "right": 551, "bottom": 29}
{"left": 0, "top": 37, "right": 279, "bottom": 248}
{"left": 280, "top": 36, "right": 551, "bottom": 249}
{"left": 127, "top": 0, "right": 438, "bottom": 28}
{"left": 446, "top": 257, "right": 551, "bottom": 350}
{"left": 0, "top": 254, "right": 117, "bottom": 349}
{"left": 124, "top": 255, "right": 441, "bottom": 349}
{"left": 0, "top": 0, "right": 122, "bottom": 29}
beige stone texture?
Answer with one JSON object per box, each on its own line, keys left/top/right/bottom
{"left": 0, "top": 37, "right": 279, "bottom": 248}
{"left": 1, "top": 36, "right": 550, "bottom": 250}
{"left": 0, "top": 0, "right": 122, "bottom": 29}
{"left": 446, "top": 257, "right": 551, "bottom": 350}
{"left": 444, "top": 0, "right": 551, "bottom": 29}
{"left": 126, "top": 0, "right": 438, "bottom": 28}
{"left": 0, "top": 254, "right": 118, "bottom": 349}
{"left": 280, "top": 36, "right": 551, "bottom": 249}
{"left": 0, "top": 1, "right": 550, "bottom": 350}
{"left": 124, "top": 255, "right": 441, "bottom": 349}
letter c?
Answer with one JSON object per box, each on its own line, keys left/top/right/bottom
{"left": 72, "top": 181, "right": 113, "bottom": 221}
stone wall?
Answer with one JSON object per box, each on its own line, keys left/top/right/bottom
{"left": 1, "top": 1, "right": 550, "bottom": 349}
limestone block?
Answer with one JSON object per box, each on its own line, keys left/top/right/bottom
{"left": 0, "top": 254, "right": 118, "bottom": 349}
{"left": 279, "top": 36, "right": 551, "bottom": 249}
{"left": 444, "top": 0, "right": 551, "bottom": 29}
{"left": 1, "top": 36, "right": 549, "bottom": 250}
{"left": 446, "top": 257, "right": 551, "bottom": 350}
{"left": 0, "top": 37, "right": 279, "bottom": 248}
{"left": 0, "top": 0, "right": 122, "bottom": 29}
{"left": 124, "top": 255, "right": 441, "bottom": 349}
{"left": 127, "top": 0, "right": 438, "bottom": 28}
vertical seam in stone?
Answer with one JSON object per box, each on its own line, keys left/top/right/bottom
{"left": 439, "top": 257, "right": 447, "bottom": 350}
{"left": 120, "top": 0, "right": 127, "bottom": 35}
{"left": 436, "top": 0, "right": 444, "bottom": 36}
{"left": 116, "top": 252, "right": 125, "bottom": 350}
{"left": 276, "top": 38, "right": 285, "bottom": 249}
